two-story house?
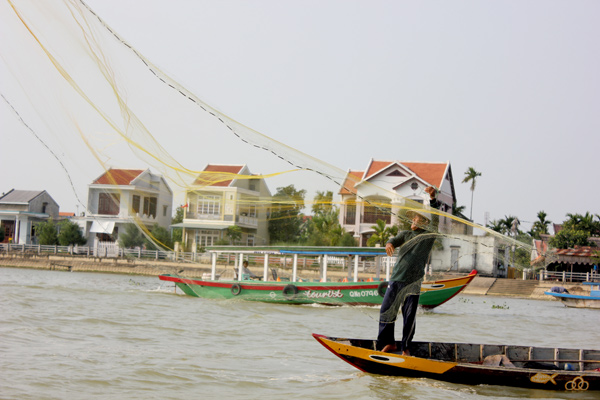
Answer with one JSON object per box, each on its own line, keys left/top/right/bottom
{"left": 0, "top": 189, "right": 60, "bottom": 244}
{"left": 174, "top": 164, "right": 271, "bottom": 251}
{"left": 339, "top": 159, "right": 457, "bottom": 247}
{"left": 80, "top": 168, "right": 173, "bottom": 246}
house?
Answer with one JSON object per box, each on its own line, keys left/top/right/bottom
{"left": 174, "top": 164, "right": 271, "bottom": 250}
{"left": 0, "top": 189, "right": 59, "bottom": 244}
{"left": 338, "top": 159, "right": 457, "bottom": 246}
{"left": 79, "top": 168, "right": 173, "bottom": 246}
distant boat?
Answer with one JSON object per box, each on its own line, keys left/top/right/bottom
{"left": 159, "top": 245, "right": 477, "bottom": 308}
{"left": 545, "top": 282, "right": 600, "bottom": 309}
{"left": 312, "top": 334, "right": 600, "bottom": 391}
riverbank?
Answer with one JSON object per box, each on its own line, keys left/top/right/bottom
{"left": 0, "top": 252, "right": 588, "bottom": 300}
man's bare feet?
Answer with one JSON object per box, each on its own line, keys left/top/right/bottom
{"left": 401, "top": 349, "right": 410, "bottom": 356}
{"left": 381, "top": 344, "right": 397, "bottom": 353}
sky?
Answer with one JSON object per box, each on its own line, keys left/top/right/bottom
{"left": 1, "top": 0, "right": 599, "bottom": 232}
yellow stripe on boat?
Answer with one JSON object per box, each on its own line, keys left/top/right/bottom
{"left": 319, "top": 337, "right": 457, "bottom": 374}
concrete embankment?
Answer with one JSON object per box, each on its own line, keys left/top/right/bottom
{"left": 0, "top": 253, "right": 588, "bottom": 300}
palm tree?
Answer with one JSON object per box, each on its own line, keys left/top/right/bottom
{"left": 462, "top": 167, "right": 482, "bottom": 221}
{"left": 529, "top": 211, "right": 551, "bottom": 239}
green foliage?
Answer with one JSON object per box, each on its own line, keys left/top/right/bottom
{"left": 118, "top": 223, "right": 145, "bottom": 248}
{"left": 550, "top": 227, "right": 592, "bottom": 249}
{"left": 171, "top": 206, "right": 184, "bottom": 244}
{"left": 225, "top": 225, "right": 242, "bottom": 245}
{"left": 487, "top": 215, "right": 520, "bottom": 236}
{"left": 549, "top": 212, "right": 600, "bottom": 249}
{"left": 452, "top": 202, "right": 467, "bottom": 218}
{"left": 145, "top": 223, "right": 173, "bottom": 250}
{"left": 366, "top": 219, "right": 398, "bottom": 247}
{"left": 37, "top": 219, "right": 58, "bottom": 245}
{"left": 268, "top": 185, "right": 306, "bottom": 244}
{"left": 462, "top": 166, "right": 482, "bottom": 220}
{"left": 58, "top": 220, "right": 87, "bottom": 246}
{"left": 562, "top": 212, "right": 600, "bottom": 236}
{"left": 528, "top": 211, "right": 551, "bottom": 240}
{"left": 300, "top": 191, "right": 356, "bottom": 247}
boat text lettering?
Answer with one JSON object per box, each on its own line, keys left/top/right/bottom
{"left": 349, "top": 290, "right": 377, "bottom": 297}
{"left": 305, "top": 290, "right": 343, "bottom": 299}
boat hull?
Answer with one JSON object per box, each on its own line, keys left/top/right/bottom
{"left": 159, "top": 271, "right": 477, "bottom": 308}
{"left": 544, "top": 292, "right": 600, "bottom": 309}
{"left": 312, "top": 334, "right": 600, "bottom": 391}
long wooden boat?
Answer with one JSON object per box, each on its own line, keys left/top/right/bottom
{"left": 158, "top": 270, "right": 477, "bottom": 307}
{"left": 544, "top": 282, "right": 600, "bottom": 309}
{"left": 312, "top": 334, "right": 600, "bottom": 391}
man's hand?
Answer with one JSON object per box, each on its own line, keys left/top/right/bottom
{"left": 386, "top": 242, "right": 395, "bottom": 256}
{"left": 424, "top": 186, "right": 437, "bottom": 199}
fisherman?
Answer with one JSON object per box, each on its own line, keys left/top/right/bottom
{"left": 377, "top": 186, "right": 440, "bottom": 355}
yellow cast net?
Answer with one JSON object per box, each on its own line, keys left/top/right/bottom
{"left": 0, "top": 1, "right": 556, "bottom": 318}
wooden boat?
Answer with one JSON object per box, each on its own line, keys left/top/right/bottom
{"left": 159, "top": 270, "right": 477, "bottom": 307}
{"left": 312, "top": 334, "right": 600, "bottom": 391}
{"left": 544, "top": 282, "right": 600, "bottom": 309}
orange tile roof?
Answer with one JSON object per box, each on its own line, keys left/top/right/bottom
{"left": 193, "top": 164, "right": 245, "bottom": 187}
{"left": 339, "top": 170, "right": 363, "bottom": 195}
{"left": 402, "top": 162, "right": 447, "bottom": 188}
{"left": 93, "top": 169, "right": 145, "bottom": 185}
{"left": 362, "top": 160, "right": 448, "bottom": 187}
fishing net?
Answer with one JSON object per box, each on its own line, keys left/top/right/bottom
{"left": 1, "top": 0, "right": 557, "bottom": 322}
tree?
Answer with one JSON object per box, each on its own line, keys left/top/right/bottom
{"left": 549, "top": 212, "right": 600, "bottom": 249}
{"left": 119, "top": 223, "right": 145, "bottom": 248}
{"left": 452, "top": 202, "right": 467, "bottom": 218}
{"left": 563, "top": 212, "right": 600, "bottom": 236}
{"left": 301, "top": 191, "right": 356, "bottom": 247}
{"left": 171, "top": 206, "right": 184, "bottom": 245}
{"left": 225, "top": 225, "right": 242, "bottom": 245}
{"left": 312, "top": 190, "right": 334, "bottom": 215}
{"left": 550, "top": 227, "right": 592, "bottom": 249}
{"left": 462, "top": 167, "right": 482, "bottom": 221}
{"left": 528, "top": 211, "right": 551, "bottom": 240}
{"left": 268, "top": 185, "right": 306, "bottom": 244}
{"left": 37, "top": 220, "right": 58, "bottom": 245}
{"left": 366, "top": 219, "right": 398, "bottom": 247}
{"left": 58, "top": 220, "right": 87, "bottom": 246}
{"left": 145, "top": 224, "right": 173, "bottom": 250}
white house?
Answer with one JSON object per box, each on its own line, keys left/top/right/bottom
{"left": 79, "top": 168, "right": 173, "bottom": 246}
{"left": 173, "top": 164, "right": 271, "bottom": 250}
{"left": 0, "top": 189, "right": 60, "bottom": 244}
{"left": 339, "top": 159, "right": 457, "bottom": 246}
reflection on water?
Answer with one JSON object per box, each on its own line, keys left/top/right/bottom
{"left": 1, "top": 267, "right": 598, "bottom": 400}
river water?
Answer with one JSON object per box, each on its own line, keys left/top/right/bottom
{"left": 1, "top": 267, "right": 598, "bottom": 400}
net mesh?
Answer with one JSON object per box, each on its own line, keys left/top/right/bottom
{"left": 1, "top": 0, "right": 557, "bottom": 320}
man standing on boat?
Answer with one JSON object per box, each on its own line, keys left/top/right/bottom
{"left": 377, "top": 186, "right": 440, "bottom": 355}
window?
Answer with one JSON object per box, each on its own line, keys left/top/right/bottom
{"left": 143, "top": 197, "right": 157, "bottom": 218}
{"left": 197, "top": 230, "right": 220, "bottom": 247}
{"left": 363, "top": 203, "right": 391, "bottom": 224}
{"left": 198, "top": 195, "right": 221, "bottom": 215}
{"left": 98, "top": 193, "right": 120, "bottom": 215}
{"left": 42, "top": 202, "right": 48, "bottom": 213}
{"left": 131, "top": 195, "right": 140, "bottom": 214}
{"left": 163, "top": 205, "right": 168, "bottom": 217}
{"left": 345, "top": 202, "right": 356, "bottom": 225}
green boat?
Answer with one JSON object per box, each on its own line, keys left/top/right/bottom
{"left": 159, "top": 246, "right": 477, "bottom": 308}
{"left": 159, "top": 270, "right": 477, "bottom": 307}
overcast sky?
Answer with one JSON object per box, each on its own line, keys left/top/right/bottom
{"left": 1, "top": 0, "right": 598, "bottom": 231}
